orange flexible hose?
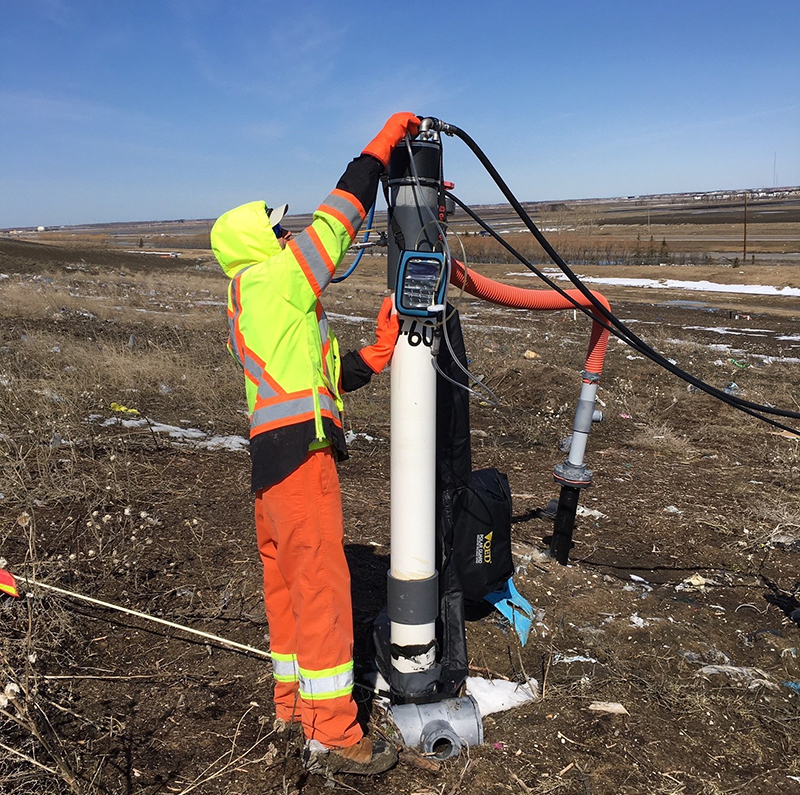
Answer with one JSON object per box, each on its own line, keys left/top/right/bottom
{"left": 450, "top": 259, "right": 611, "bottom": 375}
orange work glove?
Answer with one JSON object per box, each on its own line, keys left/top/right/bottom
{"left": 359, "top": 296, "right": 401, "bottom": 373}
{"left": 362, "top": 112, "right": 422, "bottom": 168}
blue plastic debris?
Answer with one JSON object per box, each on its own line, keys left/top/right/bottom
{"left": 484, "top": 577, "right": 535, "bottom": 646}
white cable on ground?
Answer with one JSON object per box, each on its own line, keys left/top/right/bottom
{"left": 14, "top": 575, "right": 272, "bottom": 660}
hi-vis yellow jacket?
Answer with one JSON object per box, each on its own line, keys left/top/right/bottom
{"left": 211, "top": 190, "right": 367, "bottom": 489}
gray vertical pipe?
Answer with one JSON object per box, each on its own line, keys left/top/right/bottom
{"left": 386, "top": 134, "right": 445, "bottom": 702}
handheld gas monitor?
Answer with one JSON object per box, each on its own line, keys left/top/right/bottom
{"left": 394, "top": 251, "right": 447, "bottom": 317}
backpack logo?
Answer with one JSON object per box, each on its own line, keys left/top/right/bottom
{"left": 475, "top": 531, "right": 493, "bottom": 565}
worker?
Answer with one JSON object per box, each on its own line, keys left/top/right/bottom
{"left": 210, "top": 112, "right": 420, "bottom": 776}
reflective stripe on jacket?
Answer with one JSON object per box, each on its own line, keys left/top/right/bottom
{"left": 211, "top": 192, "right": 366, "bottom": 441}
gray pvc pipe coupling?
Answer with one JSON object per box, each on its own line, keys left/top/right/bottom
{"left": 389, "top": 696, "right": 483, "bottom": 759}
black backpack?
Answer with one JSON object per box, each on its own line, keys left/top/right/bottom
{"left": 446, "top": 468, "right": 514, "bottom": 603}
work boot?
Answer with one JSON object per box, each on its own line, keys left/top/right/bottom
{"left": 304, "top": 736, "right": 398, "bottom": 776}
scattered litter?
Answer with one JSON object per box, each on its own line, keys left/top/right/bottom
{"left": 110, "top": 401, "right": 140, "bottom": 415}
{"left": 696, "top": 665, "right": 779, "bottom": 690}
{"left": 344, "top": 430, "right": 376, "bottom": 444}
{"left": 587, "top": 701, "right": 629, "bottom": 716}
{"left": 559, "top": 435, "right": 572, "bottom": 452}
{"left": 663, "top": 505, "right": 683, "bottom": 515}
{"left": 789, "top": 775, "right": 800, "bottom": 783}
{"left": 723, "top": 382, "right": 741, "bottom": 395}
{"left": 679, "top": 648, "right": 731, "bottom": 666}
{"left": 523, "top": 349, "right": 540, "bottom": 360}
{"left": 626, "top": 574, "right": 653, "bottom": 594}
{"left": 677, "top": 573, "right": 719, "bottom": 592}
{"left": 782, "top": 648, "right": 798, "bottom": 659}
{"left": 511, "top": 540, "right": 552, "bottom": 576}
{"left": 770, "top": 429, "right": 800, "bottom": 440}
{"left": 618, "top": 413, "right": 632, "bottom": 419}
{"left": 782, "top": 681, "right": 800, "bottom": 694}
{"left": 576, "top": 505, "right": 607, "bottom": 520}
{"left": 735, "top": 603, "right": 769, "bottom": 614}
{"left": 553, "top": 653, "right": 598, "bottom": 665}
{"left": 465, "top": 676, "right": 539, "bottom": 716}
{"left": 629, "top": 613, "right": 649, "bottom": 628}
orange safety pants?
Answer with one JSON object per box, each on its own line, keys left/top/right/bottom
{"left": 254, "top": 448, "right": 363, "bottom": 749}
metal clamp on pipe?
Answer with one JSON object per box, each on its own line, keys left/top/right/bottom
{"left": 553, "top": 460, "right": 593, "bottom": 488}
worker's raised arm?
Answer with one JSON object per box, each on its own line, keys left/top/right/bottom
{"left": 280, "top": 113, "right": 421, "bottom": 310}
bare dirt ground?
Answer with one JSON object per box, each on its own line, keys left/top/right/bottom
{"left": 1, "top": 204, "right": 799, "bottom": 795}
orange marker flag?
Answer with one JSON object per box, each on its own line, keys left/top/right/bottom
{"left": 0, "top": 569, "right": 19, "bottom": 598}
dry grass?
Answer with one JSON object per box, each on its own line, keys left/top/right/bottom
{"left": 1, "top": 240, "right": 798, "bottom": 794}
{"left": 628, "top": 421, "right": 693, "bottom": 457}
{"left": 0, "top": 269, "right": 227, "bottom": 327}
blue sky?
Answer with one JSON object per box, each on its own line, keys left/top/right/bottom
{"left": 2, "top": 0, "right": 799, "bottom": 227}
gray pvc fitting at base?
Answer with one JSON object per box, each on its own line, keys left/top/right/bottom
{"left": 389, "top": 696, "right": 483, "bottom": 760}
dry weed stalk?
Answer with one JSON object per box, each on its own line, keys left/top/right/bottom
{"left": 0, "top": 522, "right": 87, "bottom": 794}
{"left": 173, "top": 707, "right": 278, "bottom": 795}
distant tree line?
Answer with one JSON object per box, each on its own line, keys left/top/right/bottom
{"left": 457, "top": 232, "right": 712, "bottom": 268}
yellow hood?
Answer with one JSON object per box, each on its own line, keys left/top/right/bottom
{"left": 210, "top": 201, "right": 283, "bottom": 278}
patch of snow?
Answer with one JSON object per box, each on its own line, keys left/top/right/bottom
{"left": 200, "top": 435, "right": 250, "bottom": 452}
{"left": 465, "top": 676, "right": 539, "bottom": 716}
{"left": 508, "top": 273, "right": 800, "bottom": 297}
{"left": 684, "top": 326, "right": 772, "bottom": 336}
{"left": 97, "top": 417, "right": 248, "bottom": 452}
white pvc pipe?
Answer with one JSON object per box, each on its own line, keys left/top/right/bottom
{"left": 389, "top": 313, "right": 438, "bottom": 676}
{"left": 390, "top": 315, "right": 437, "bottom": 581}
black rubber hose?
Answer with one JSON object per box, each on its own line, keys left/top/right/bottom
{"left": 448, "top": 191, "right": 800, "bottom": 436}
{"left": 446, "top": 126, "right": 800, "bottom": 427}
